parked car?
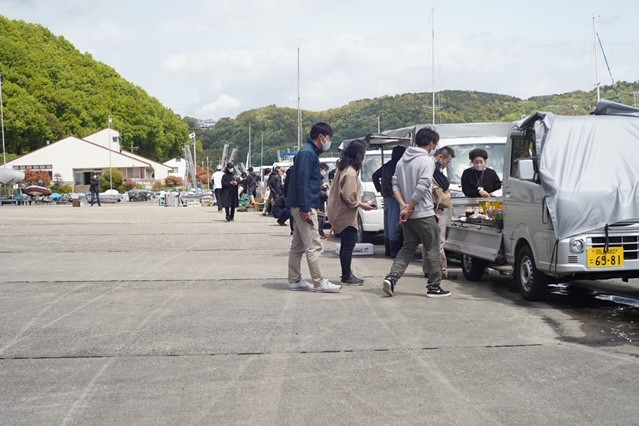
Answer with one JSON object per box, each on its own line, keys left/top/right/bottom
{"left": 127, "top": 189, "right": 153, "bottom": 201}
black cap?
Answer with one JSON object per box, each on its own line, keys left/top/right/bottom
{"left": 469, "top": 148, "right": 488, "bottom": 161}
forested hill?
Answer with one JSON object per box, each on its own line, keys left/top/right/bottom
{"left": 0, "top": 16, "right": 189, "bottom": 161}
{"left": 2, "top": 16, "right": 638, "bottom": 167}
{"left": 192, "top": 81, "right": 638, "bottom": 166}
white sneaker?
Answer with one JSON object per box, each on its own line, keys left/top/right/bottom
{"left": 289, "top": 279, "right": 314, "bottom": 291}
{"left": 314, "top": 279, "right": 342, "bottom": 293}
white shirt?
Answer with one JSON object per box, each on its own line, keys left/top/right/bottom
{"left": 212, "top": 171, "right": 225, "bottom": 189}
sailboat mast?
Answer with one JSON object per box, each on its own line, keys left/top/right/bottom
{"left": 297, "top": 47, "right": 302, "bottom": 151}
{"left": 247, "top": 122, "right": 251, "bottom": 168}
{"left": 593, "top": 16, "right": 601, "bottom": 102}
{"left": 431, "top": 9, "right": 436, "bottom": 125}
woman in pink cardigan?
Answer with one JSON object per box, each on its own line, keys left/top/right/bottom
{"left": 327, "top": 139, "right": 375, "bottom": 285}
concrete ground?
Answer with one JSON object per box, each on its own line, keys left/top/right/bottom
{"left": 1, "top": 203, "right": 638, "bottom": 425}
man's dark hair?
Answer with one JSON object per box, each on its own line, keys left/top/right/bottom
{"left": 338, "top": 139, "right": 366, "bottom": 172}
{"left": 435, "top": 146, "right": 455, "bottom": 159}
{"left": 310, "top": 122, "right": 333, "bottom": 140}
{"left": 248, "top": 167, "right": 254, "bottom": 172}
{"left": 319, "top": 162, "right": 329, "bottom": 171}
{"left": 415, "top": 127, "right": 439, "bottom": 147}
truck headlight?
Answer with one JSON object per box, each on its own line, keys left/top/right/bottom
{"left": 569, "top": 238, "right": 584, "bottom": 253}
{"left": 361, "top": 191, "right": 377, "bottom": 207}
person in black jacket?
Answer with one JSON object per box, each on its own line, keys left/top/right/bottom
{"left": 246, "top": 167, "right": 258, "bottom": 205}
{"left": 371, "top": 145, "right": 406, "bottom": 257}
{"left": 89, "top": 173, "right": 101, "bottom": 207}
{"left": 461, "top": 148, "right": 501, "bottom": 197}
{"left": 220, "top": 162, "right": 239, "bottom": 222}
{"left": 264, "top": 167, "right": 284, "bottom": 216}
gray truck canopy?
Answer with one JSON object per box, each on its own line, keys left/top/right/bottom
{"left": 537, "top": 101, "right": 639, "bottom": 240}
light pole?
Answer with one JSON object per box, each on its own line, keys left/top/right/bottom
{"left": 191, "top": 133, "right": 197, "bottom": 174}
{"left": 0, "top": 75, "right": 6, "bottom": 166}
{"left": 108, "top": 115, "right": 113, "bottom": 190}
{"left": 206, "top": 156, "right": 210, "bottom": 191}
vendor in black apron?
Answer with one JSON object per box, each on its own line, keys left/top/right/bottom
{"left": 460, "top": 148, "right": 501, "bottom": 197}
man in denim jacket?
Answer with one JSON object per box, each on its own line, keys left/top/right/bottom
{"left": 286, "top": 122, "right": 341, "bottom": 293}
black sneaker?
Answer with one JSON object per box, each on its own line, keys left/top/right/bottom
{"left": 383, "top": 276, "right": 396, "bottom": 297}
{"left": 444, "top": 273, "right": 458, "bottom": 280}
{"left": 427, "top": 285, "right": 451, "bottom": 298}
{"left": 341, "top": 275, "right": 364, "bottom": 285}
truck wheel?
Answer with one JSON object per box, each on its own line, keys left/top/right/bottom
{"left": 461, "top": 254, "right": 486, "bottom": 281}
{"left": 515, "top": 245, "right": 548, "bottom": 301}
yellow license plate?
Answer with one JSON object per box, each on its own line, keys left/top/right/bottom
{"left": 587, "top": 247, "right": 625, "bottom": 268}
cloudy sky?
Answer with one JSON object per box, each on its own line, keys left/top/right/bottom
{"left": 2, "top": 0, "right": 638, "bottom": 120}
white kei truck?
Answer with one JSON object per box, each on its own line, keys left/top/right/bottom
{"left": 444, "top": 100, "right": 639, "bottom": 300}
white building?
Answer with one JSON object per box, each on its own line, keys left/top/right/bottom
{"left": 163, "top": 157, "right": 186, "bottom": 179}
{"left": 5, "top": 129, "right": 172, "bottom": 190}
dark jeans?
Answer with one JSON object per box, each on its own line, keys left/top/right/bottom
{"left": 215, "top": 189, "right": 223, "bottom": 211}
{"left": 339, "top": 226, "right": 358, "bottom": 278}
{"left": 90, "top": 190, "right": 101, "bottom": 206}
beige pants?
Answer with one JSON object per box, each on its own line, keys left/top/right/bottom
{"left": 422, "top": 208, "right": 448, "bottom": 276}
{"left": 288, "top": 208, "right": 325, "bottom": 285}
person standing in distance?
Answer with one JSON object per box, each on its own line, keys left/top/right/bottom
{"left": 383, "top": 127, "right": 451, "bottom": 298}
{"left": 89, "top": 173, "right": 101, "bottom": 207}
{"left": 212, "top": 165, "right": 225, "bottom": 212}
{"left": 286, "top": 122, "right": 341, "bottom": 293}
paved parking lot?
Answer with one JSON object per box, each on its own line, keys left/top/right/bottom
{"left": 1, "top": 203, "right": 638, "bottom": 424}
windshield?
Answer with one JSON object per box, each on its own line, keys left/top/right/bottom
{"left": 444, "top": 143, "right": 505, "bottom": 184}
{"left": 360, "top": 149, "right": 396, "bottom": 182}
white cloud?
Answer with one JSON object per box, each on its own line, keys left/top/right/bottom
{"left": 196, "top": 95, "right": 242, "bottom": 119}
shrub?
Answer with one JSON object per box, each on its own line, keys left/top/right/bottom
{"left": 24, "top": 169, "right": 52, "bottom": 186}
{"left": 122, "top": 177, "right": 136, "bottom": 191}
{"left": 165, "top": 175, "right": 183, "bottom": 187}
{"left": 101, "top": 169, "right": 124, "bottom": 192}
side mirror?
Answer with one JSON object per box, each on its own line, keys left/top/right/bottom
{"left": 517, "top": 158, "right": 536, "bottom": 181}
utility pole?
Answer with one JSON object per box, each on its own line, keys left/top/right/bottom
{"left": 1, "top": 75, "right": 6, "bottom": 166}
{"left": 593, "top": 16, "right": 601, "bottom": 102}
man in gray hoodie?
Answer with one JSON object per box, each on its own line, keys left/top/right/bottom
{"left": 383, "top": 127, "right": 450, "bottom": 298}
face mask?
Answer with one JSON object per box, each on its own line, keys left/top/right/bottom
{"left": 228, "top": 168, "right": 234, "bottom": 173}
{"left": 321, "top": 136, "right": 332, "bottom": 152}
{"left": 474, "top": 164, "right": 485, "bottom": 172}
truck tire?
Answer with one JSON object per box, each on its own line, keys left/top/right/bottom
{"left": 461, "top": 254, "right": 486, "bottom": 281}
{"left": 357, "top": 218, "right": 365, "bottom": 243}
{"left": 515, "top": 245, "right": 548, "bottom": 301}
{"left": 356, "top": 216, "right": 372, "bottom": 243}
